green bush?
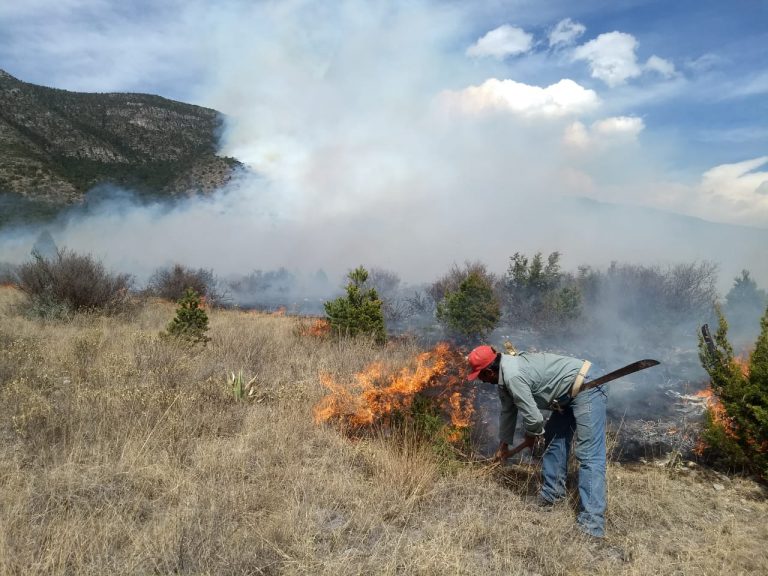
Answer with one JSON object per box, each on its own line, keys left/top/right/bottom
{"left": 324, "top": 266, "right": 386, "bottom": 344}
{"left": 436, "top": 270, "right": 500, "bottom": 341}
{"left": 725, "top": 270, "right": 767, "bottom": 335}
{"left": 502, "top": 251, "right": 581, "bottom": 332}
{"left": 698, "top": 306, "right": 768, "bottom": 479}
{"left": 164, "top": 288, "right": 210, "bottom": 344}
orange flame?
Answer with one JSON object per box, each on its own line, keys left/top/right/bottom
{"left": 694, "top": 386, "right": 738, "bottom": 455}
{"left": 732, "top": 354, "right": 750, "bottom": 378}
{"left": 271, "top": 306, "right": 287, "bottom": 317}
{"left": 313, "top": 343, "right": 474, "bottom": 436}
{"left": 300, "top": 318, "right": 331, "bottom": 337}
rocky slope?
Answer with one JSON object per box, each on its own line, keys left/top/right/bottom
{"left": 0, "top": 69, "right": 241, "bottom": 206}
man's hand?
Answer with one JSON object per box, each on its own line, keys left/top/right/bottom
{"left": 493, "top": 436, "right": 536, "bottom": 462}
{"left": 493, "top": 442, "right": 512, "bottom": 462}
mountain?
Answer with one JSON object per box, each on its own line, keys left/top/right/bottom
{"left": 0, "top": 69, "right": 241, "bottom": 211}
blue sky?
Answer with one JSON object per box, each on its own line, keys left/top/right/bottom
{"left": 0, "top": 0, "right": 768, "bottom": 180}
{"left": 0, "top": 0, "right": 768, "bottom": 170}
{"left": 0, "top": 0, "right": 767, "bottom": 235}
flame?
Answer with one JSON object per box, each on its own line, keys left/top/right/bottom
{"left": 694, "top": 385, "right": 738, "bottom": 455}
{"left": 448, "top": 391, "right": 473, "bottom": 428}
{"left": 271, "top": 306, "right": 287, "bottom": 317}
{"left": 313, "top": 343, "right": 474, "bottom": 437}
{"left": 694, "top": 350, "right": 766, "bottom": 456}
{"left": 300, "top": 318, "right": 331, "bottom": 337}
{"left": 732, "top": 354, "right": 750, "bottom": 378}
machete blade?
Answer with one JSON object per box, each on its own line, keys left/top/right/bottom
{"left": 581, "top": 359, "right": 660, "bottom": 391}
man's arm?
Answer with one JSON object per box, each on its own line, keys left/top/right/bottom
{"left": 498, "top": 383, "right": 518, "bottom": 445}
{"left": 495, "top": 382, "right": 528, "bottom": 461}
{"left": 507, "top": 377, "right": 545, "bottom": 436}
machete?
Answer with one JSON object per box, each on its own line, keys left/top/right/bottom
{"left": 498, "top": 358, "right": 660, "bottom": 460}
{"left": 579, "top": 358, "right": 660, "bottom": 392}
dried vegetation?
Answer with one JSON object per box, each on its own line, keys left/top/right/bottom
{"left": 0, "top": 285, "right": 766, "bottom": 575}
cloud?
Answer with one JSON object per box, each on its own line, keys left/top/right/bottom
{"left": 650, "top": 157, "right": 768, "bottom": 227}
{"left": 683, "top": 53, "right": 724, "bottom": 73}
{"left": 0, "top": 0, "right": 204, "bottom": 94}
{"left": 562, "top": 121, "right": 590, "bottom": 148}
{"left": 572, "top": 31, "right": 642, "bottom": 87}
{"left": 440, "top": 78, "right": 599, "bottom": 117}
{"left": 701, "top": 156, "right": 768, "bottom": 203}
{"left": 644, "top": 55, "right": 676, "bottom": 78}
{"left": 592, "top": 116, "right": 645, "bottom": 137}
{"left": 563, "top": 116, "right": 644, "bottom": 149}
{"left": 549, "top": 18, "right": 585, "bottom": 48}
{"left": 696, "top": 157, "right": 768, "bottom": 225}
{"left": 466, "top": 24, "right": 533, "bottom": 59}
{"left": 726, "top": 70, "right": 768, "bottom": 98}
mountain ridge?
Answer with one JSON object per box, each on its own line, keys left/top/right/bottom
{"left": 0, "top": 69, "right": 241, "bottom": 207}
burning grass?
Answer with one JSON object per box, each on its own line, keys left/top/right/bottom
{"left": 0, "top": 285, "right": 767, "bottom": 575}
{"left": 313, "top": 342, "right": 474, "bottom": 438}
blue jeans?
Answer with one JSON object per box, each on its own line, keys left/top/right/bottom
{"left": 540, "top": 386, "right": 607, "bottom": 538}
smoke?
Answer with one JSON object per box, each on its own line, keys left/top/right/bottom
{"left": 1, "top": 0, "right": 767, "bottom": 292}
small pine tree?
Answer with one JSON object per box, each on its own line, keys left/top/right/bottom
{"left": 324, "top": 266, "right": 386, "bottom": 344}
{"left": 503, "top": 251, "right": 581, "bottom": 331}
{"left": 698, "top": 305, "right": 768, "bottom": 479}
{"left": 725, "top": 270, "right": 767, "bottom": 334}
{"left": 436, "top": 271, "right": 501, "bottom": 340}
{"left": 165, "top": 288, "right": 210, "bottom": 344}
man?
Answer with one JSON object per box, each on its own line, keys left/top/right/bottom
{"left": 467, "top": 344, "right": 607, "bottom": 538}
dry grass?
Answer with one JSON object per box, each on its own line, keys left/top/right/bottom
{"left": 0, "top": 285, "right": 766, "bottom": 575}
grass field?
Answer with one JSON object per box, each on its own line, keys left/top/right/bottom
{"left": 0, "top": 285, "right": 766, "bottom": 575}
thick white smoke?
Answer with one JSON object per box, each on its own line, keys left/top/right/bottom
{"left": 1, "top": 0, "right": 767, "bottom": 290}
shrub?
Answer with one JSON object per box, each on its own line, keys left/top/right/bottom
{"left": 324, "top": 266, "right": 386, "bottom": 344}
{"left": 164, "top": 288, "right": 210, "bottom": 344}
{"left": 147, "top": 264, "right": 223, "bottom": 306}
{"left": 436, "top": 270, "right": 501, "bottom": 341}
{"left": 0, "top": 262, "right": 16, "bottom": 285}
{"left": 595, "top": 261, "right": 717, "bottom": 329}
{"left": 503, "top": 251, "right": 581, "bottom": 332}
{"left": 698, "top": 305, "right": 768, "bottom": 479}
{"left": 367, "top": 267, "right": 408, "bottom": 323}
{"left": 15, "top": 249, "right": 132, "bottom": 317}
{"left": 428, "top": 261, "right": 496, "bottom": 306}
{"left": 725, "top": 270, "right": 767, "bottom": 334}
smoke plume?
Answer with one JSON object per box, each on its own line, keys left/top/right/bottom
{"left": 1, "top": 0, "right": 767, "bottom": 291}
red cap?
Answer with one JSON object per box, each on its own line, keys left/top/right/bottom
{"left": 466, "top": 345, "right": 497, "bottom": 380}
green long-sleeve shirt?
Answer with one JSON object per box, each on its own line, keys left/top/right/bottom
{"left": 497, "top": 352, "right": 589, "bottom": 442}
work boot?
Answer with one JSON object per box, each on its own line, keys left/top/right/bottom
{"left": 524, "top": 494, "right": 556, "bottom": 510}
{"left": 577, "top": 533, "right": 630, "bottom": 563}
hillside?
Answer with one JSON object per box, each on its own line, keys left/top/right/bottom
{"left": 0, "top": 286, "right": 766, "bottom": 575}
{"left": 0, "top": 69, "right": 240, "bottom": 208}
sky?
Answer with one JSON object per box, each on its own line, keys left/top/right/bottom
{"left": 0, "top": 0, "right": 766, "bottom": 286}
